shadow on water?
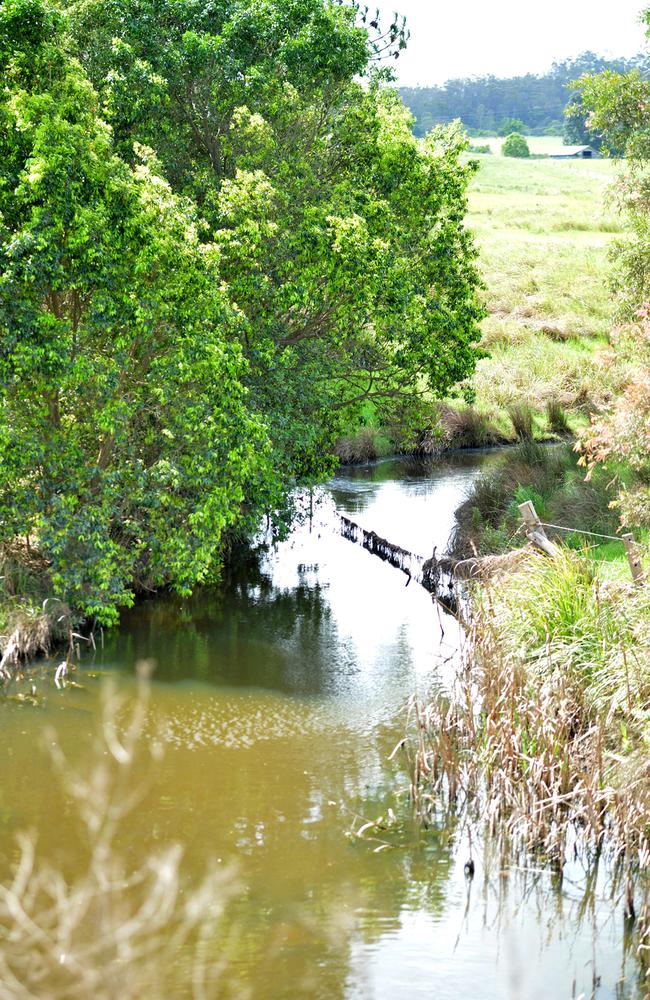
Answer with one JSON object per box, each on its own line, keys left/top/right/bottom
{"left": 103, "top": 571, "right": 341, "bottom": 696}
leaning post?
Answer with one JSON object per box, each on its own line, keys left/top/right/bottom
{"left": 623, "top": 533, "right": 645, "bottom": 587}
{"left": 518, "top": 501, "right": 560, "bottom": 558}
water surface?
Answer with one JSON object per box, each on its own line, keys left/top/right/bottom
{"left": 0, "top": 453, "right": 638, "bottom": 998}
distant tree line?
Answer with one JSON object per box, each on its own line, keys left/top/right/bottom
{"left": 400, "top": 52, "right": 650, "bottom": 140}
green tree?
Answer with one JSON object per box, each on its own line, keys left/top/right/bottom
{"left": 0, "top": 0, "right": 266, "bottom": 623}
{"left": 572, "top": 11, "right": 650, "bottom": 528}
{"left": 579, "top": 316, "right": 650, "bottom": 529}
{"left": 502, "top": 132, "right": 530, "bottom": 157}
{"left": 498, "top": 117, "right": 526, "bottom": 136}
{"left": 65, "top": 0, "right": 484, "bottom": 492}
{"left": 563, "top": 95, "right": 603, "bottom": 150}
{"left": 0, "top": 0, "right": 485, "bottom": 626}
{"left": 573, "top": 20, "right": 650, "bottom": 312}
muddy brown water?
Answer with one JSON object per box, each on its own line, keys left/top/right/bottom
{"left": 0, "top": 455, "right": 640, "bottom": 998}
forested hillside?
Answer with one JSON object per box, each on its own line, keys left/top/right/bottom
{"left": 400, "top": 51, "right": 650, "bottom": 136}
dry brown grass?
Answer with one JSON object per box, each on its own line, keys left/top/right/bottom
{"left": 406, "top": 549, "right": 650, "bottom": 904}
{"left": 437, "top": 404, "right": 504, "bottom": 449}
{"left": 334, "top": 428, "right": 380, "bottom": 464}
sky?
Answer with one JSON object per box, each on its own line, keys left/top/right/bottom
{"left": 375, "top": 0, "right": 648, "bottom": 86}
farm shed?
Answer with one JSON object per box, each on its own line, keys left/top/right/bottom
{"left": 549, "top": 145, "right": 601, "bottom": 159}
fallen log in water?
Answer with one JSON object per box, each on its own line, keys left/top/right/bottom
{"left": 336, "top": 514, "right": 461, "bottom": 616}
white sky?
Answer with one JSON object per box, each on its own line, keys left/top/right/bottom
{"left": 375, "top": 0, "right": 648, "bottom": 86}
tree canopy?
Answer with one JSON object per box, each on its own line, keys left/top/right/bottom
{"left": 574, "top": 9, "right": 650, "bottom": 529}
{"left": 573, "top": 12, "right": 650, "bottom": 312}
{"left": 502, "top": 132, "right": 530, "bottom": 158}
{"left": 0, "top": 0, "right": 484, "bottom": 623}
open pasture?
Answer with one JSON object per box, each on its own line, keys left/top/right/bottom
{"left": 464, "top": 149, "right": 625, "bottom": 421}
{"left": 472, "top": 134, "right": 605, "bottom": 156}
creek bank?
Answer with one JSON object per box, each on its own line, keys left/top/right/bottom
{"left": 335, "top": 424, "right": 569, "bottom": 468}
{"left": 390, "top": 436, "right": 650, "bottom": 946}
{"left": 401, "top": 544, "right": 650, "bottom": 1000}
{"left": 409, "top": 546, "right": 650, "bottom": 861}
{"left": 334, "top": 398, "right": 578, "bottom": 466}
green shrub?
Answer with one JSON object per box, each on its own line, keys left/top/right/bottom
{"left": 502, "top": 132, "right": 530, "bottom": 158}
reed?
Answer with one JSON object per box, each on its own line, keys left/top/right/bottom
{"left": 406, "top": 548, "right": 650, "bottom": 930}
{"left": 507, "top": 401, "right": 535, "bottom": 441}
{"left": 545, "top": 397, "right": 571, "bottom": 435}
{"left": 334, "top": 429, "right": 381, "bottom": 464}
{"left": 437, "top": 404, "right": 502, "bottom": 449}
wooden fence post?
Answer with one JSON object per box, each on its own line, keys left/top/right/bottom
{"left": 623, "top": 533, "right": 645, "bottom": 587}
{"left": 518, "top": 501, "right": 560, "bottom": 557}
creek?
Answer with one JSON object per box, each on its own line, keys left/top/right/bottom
{"left": 0, "top": 453, "right": 638, "bottom": 999}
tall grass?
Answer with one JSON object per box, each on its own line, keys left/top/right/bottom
{"left": 507, "top": 402, "right": 534, "bottom": 440}
{"left": 546, "top": 397, "right": 571, "bottom": 434}
{"left": 463, "top": 153, "right": 623, "bottom": 423}
{"left": 0, "top": 544, "right": 73, "bottom": 675}
{"left": 448, "top": 442, "right": 621, "bottom": 561}
{"left": 407, "top": 548, "right": 650, "bottom": 877}
{"left": 334, "top": 428, "right": 382, "bottom": 464}
{"left": 437, "top": 404, "right": 503, "bottom": 449}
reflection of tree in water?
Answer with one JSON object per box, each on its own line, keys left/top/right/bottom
{"left": 329, "top": 453, "right": 500, "bottom": 515}
{"left": 100, "top": 555, "right": 345, "bottom": 695}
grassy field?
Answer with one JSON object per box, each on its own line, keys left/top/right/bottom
{"left": 470, "top": 135, "right": 585, "bottom": 155}
{"left": 337, "top": 140, "right": 627, "bottom": 460}
{"left": 463, "top": 147, "right": 625, "bottom": 432}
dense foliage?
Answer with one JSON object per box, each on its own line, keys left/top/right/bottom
{"left": 573, "top": 10, "right": 650, "bottom": 529}
{"left": 0, "top": 1, "right": 267, "bottom": 621}
{"left": 501, "top": 132, "right": 530, "bottom": 158}
{"left": 400, "top": 52, "right": 650, "bottom": 139}
{"left": 0, "top": 0, "right": 483, "bottom": 622}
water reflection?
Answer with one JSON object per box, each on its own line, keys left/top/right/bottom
{"left": 0, "top": 452, "right": 641, "bottom": 998}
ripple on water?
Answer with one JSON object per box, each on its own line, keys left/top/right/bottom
{"left": 155, "top": 691, "right": 332, "bottom": 751}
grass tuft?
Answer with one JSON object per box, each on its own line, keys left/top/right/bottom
{"left": 546, "top": 397, "right": 571, "bottom": 435}
{"left": 438, "top": 404, "right": 502, "bottom": 449}
{"left": 335, "top": 429, "right": 381, "bottom": 465}
{"left": 507, "top": 402, "right": 535, "bottom": 440}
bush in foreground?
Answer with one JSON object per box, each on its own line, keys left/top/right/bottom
{"left": 0, "top": 674, "right": 238, "bottom": 998}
